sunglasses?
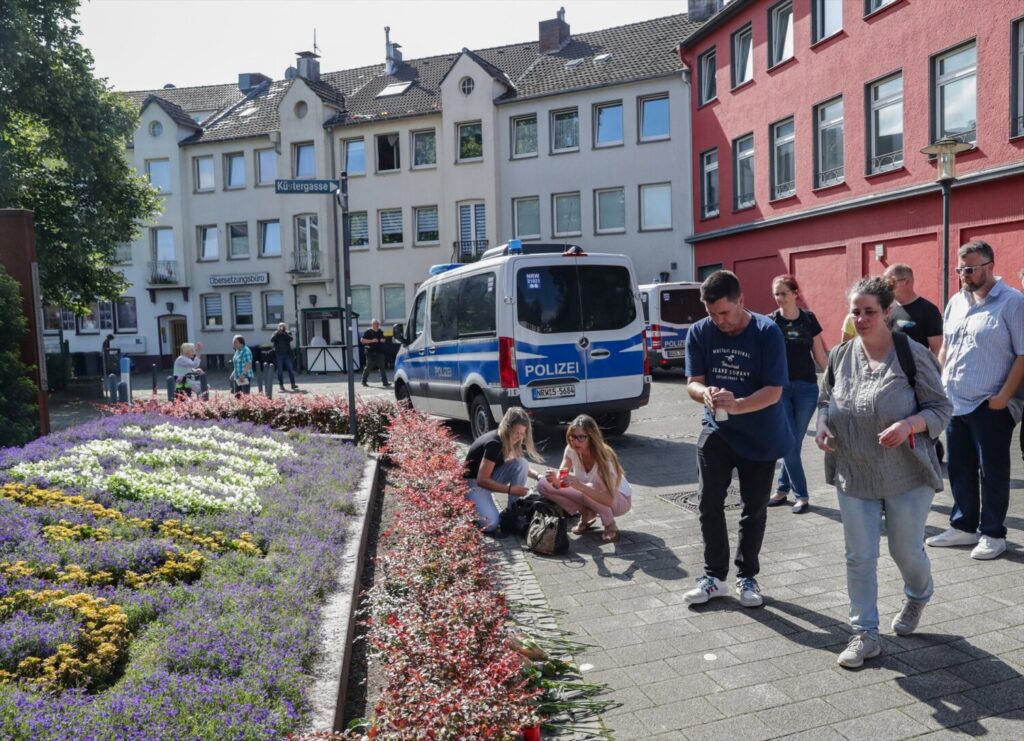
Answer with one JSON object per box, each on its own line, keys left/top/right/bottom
{"left": 955, "top": 261, "right": 992, "bottom": 276}
{"left": 569, "top": 433, "right": 589, "bottom": 442}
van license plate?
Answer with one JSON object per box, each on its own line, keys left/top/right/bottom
{"left": 664, "top": 349, "right": 685, "bottom": 359}
{"left": 532, "top": 385, "right": 575, "bottom": 400}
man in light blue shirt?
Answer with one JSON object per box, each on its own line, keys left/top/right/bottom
{"left": 927, "top": 240, "right": 1024, "bottom": 560}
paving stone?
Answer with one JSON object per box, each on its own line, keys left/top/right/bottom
{"left": 706, "top": 659, "right": 789, "bottom": 690}
{"left": 635, "top": 696, "right": 724, "bottom": 735}
{"left": 896, "top": 643, "right": 977, "bottom": 672}
{"left": 944, "top": 657, "right": 1022, "bottom": 687}
{"left": 832, "top": 708, "right": 932, "bottom": 739}
{"left": 682, "top": 712, "right": 776, "bottom": 740}
{"left": 663, "top": 648, "right": 743, "bottom": 677}
{"left": 600, "top": 685, "right": 655, "bottom": 717}
{"left": 964, "top": 676, "right": 1024, "bottom": 713}
{"left": 705, "top": 681, "right": 791, "bottom": 714}
{"left": 826, "top": 683, "right": 916, "bottom": 718}
{"left": 641, "top": 672, "right": 723, "bottom": 705}
{"left": 755, "top": 696, "right": 847, "bottom": 735}
{"left": 621, "top": 660, "right": 680, "bottom": 685}
{"left": 897, "top": 692, "right": 991, "bottom": 731}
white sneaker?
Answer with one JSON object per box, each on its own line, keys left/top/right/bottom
{"left": 971, "top": 535, "right": 1006, "bottom": 560}
{"left": 735, "top": 577, "right": 764, "bottom": 608}
{"left": 925, "top": 527, "right": 979, "bottom": 547}
{"left": 837, "top": 632, "right": 881, "bottom": 668}
{"left": 684, "top": 575, "right": 730, "bottom": 605}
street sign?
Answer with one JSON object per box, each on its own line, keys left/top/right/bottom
{"left": 275, "top": 179, "right": 339, "bottom": 194}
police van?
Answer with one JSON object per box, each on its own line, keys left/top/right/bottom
{"left": 638, "top": 280, "right": 704, "bottom": 371}
{"left": 392, "top": 241, "right": 651, "bottom": 439}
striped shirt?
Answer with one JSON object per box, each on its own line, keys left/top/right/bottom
{"left": 942, "top": 279, "right": 1024, "bottom": 420}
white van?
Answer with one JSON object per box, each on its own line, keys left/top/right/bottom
{"left": 392, "top": 242, "right": 651, "bottom": 438}
{"left": 638, "top": 281, "right": 704, "bottom": 371}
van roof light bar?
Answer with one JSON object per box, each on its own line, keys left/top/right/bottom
{"left": 428, "top": 263, "right": 464, "bottom": 276}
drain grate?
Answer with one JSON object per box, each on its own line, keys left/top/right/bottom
{"left": 658, "top": 485, "right": 743, "bottom": 513}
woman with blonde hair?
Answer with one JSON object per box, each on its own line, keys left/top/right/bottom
{"left": 463, "top": 407, "right": 543, "bottom": 533}
{"left": 537, "top": 415, "right": 632, "bottom": 543}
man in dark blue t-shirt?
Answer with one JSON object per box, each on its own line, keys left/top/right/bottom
{"left": 684, "top": 270, "right": 792, "bottom": 609}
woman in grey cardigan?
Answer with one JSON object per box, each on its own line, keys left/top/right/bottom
{"left": 816, "top": 276, "right": 952, "bottom": 669}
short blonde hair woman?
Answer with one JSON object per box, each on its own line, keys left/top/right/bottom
{"left": 537, "top": 415, "right": 631, "bottom": 543}
{"left": 463, "top": 408, "right": 542, "bottom": 533}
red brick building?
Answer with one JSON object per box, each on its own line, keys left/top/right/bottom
{"left": 680, "top": 0, "right": 1024, "bottom": 337}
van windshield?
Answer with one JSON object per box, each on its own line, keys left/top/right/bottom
{"left": 660, "top": 287, "right": 704, "bottom": 325}
{"left": 516, "top": 264, "right": 635, "bottom": 334}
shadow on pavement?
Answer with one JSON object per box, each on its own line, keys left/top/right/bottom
{"left": 566, "top": 530, "right": 688, "bottom": 583}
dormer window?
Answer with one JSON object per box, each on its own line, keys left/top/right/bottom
{"left": 459, "top": 77, "right": 475, "bottom": 96}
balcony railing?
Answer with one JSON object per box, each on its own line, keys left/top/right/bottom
{"left": 772, "top": 180, "right": 796, "bottom": 200}
{"left": 816, "top": 166, "right": 844, "bottom": 189}
{"left": 870, "top": 150, "right": 903, "bottom": 173}
{"left": 291, "top": 249, "right": 321, "bottom": 274}
{"left": 453, "top": 239, "right": 490, "bottom": 262}
{"left": 148, "top": 260, "right": 179, "bottom": 285}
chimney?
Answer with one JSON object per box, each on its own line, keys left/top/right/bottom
{"left": 538, "top": 7, "right": 570, "bottom": 55}
{"left": 295, "top": 51, "right": 320, "bottom": 82}
{"left": 687, "top": 0, "right": 725, "bottom": 23}
{"left": 385, "top": 27, "right": 403, "bottom": 75}
{"left": 238, "top": 72, "right": 270, "bottom": 93}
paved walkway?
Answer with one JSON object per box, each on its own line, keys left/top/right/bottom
{"left": 46, "top": 372, "right": 1024, "bottom": 738}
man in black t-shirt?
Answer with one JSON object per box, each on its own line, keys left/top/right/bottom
{"left": 884, "top": 264, "right": 943, "bottom": 356}
{"left": 360, "top": 318, "right": 390, "bottom": 387}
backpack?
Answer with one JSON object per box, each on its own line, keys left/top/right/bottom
{"left": 500, "top": 493, "right": 543, "bottom": 536}
{"left": 525, "top": 500, "right": 569, "bottom": 555}
{"left": 826, "top": 330, "right": 917, "bottom": 391}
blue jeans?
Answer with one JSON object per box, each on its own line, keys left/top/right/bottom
{"left": 467, "top": 458, "right": 529, "bottom": 532}
{"left": 275, "top": 352, "right": 297, "bottom": 387}
{"left": 837, "top": 485, "right": 934, "bottom": 638}
{"left": 946, "top": 403, "right": 1016, "bottom": 539}
{"left": 776, "top": 380, "right": 818, "bottom": 500}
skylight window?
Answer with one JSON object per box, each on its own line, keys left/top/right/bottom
{"left": 565, "top": 58, "right": 584, "bottom": 69}
{"left": 594, "top": 53, "right": 612, "bottom": 64}
{"left": 377, "top": 81, "right": 413, "bottom": 98}
{"left": 238, "top": 106, "right": 258, "bottom": 118}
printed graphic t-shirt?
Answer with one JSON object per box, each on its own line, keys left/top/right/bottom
{"left": 769, "top": 308, "right": 823, "bottom": 383}
{"left": 890, "top": 296, "right": 943, "bottom": 349}
{"left": 685, "top": 311, "right": 793, "bottom": 461}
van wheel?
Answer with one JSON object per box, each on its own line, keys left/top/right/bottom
{"left": 599, "top": 411, "right": 631, "bottom": 437}
{"left": 394, "top": 383, "right": 412, "bottom": 410}
{"left": 469, "top": 394, "right": 496, "bottom": 439}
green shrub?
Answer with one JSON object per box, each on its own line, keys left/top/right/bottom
{"left": 0, "top": 265, "right": 39, "bottom": 445}
{"left": 45, "top": 352, "right": 72, "bottom": 391}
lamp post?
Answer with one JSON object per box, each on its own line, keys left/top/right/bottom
{"left": 919, "top": 137, "right": 973, "bottom": 304}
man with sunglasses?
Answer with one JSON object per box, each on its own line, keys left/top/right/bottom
{"left": 927, "top": 240, "right": 1024, "bottom": 560}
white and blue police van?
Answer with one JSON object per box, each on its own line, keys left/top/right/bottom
{"left": 392, "top": 241, "right": 651, "bottom": 439}
{"left": 638, "top": 280, "right": 703, "bottom": 371}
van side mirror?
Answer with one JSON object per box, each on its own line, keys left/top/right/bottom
{"left": 392, "top": 323, "right": 406, "bottom": 345}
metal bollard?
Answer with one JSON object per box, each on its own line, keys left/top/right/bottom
{"left": 151, "top": 364, "right": 158, "bottom": 393}
{"left": 106, "top": 374, "right": 119, "bottom": 402}
{"left": 166, "top": 376, "right": 176, "bottom": 401}
{"left": 199, "top": 373, "right": 209, "bottom": 400}
{"left": 264, "top": 364, "right": 275, "bottom": 399}
{"left": 117, "top": 382, "right": 129, "bottom": 403}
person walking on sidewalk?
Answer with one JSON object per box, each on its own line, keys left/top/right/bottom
{"left": 927, "top": 240, "right": 1024, "bottom": 560}
{"left": 768, "top": 274, "right": 828, "bottom": 514}
{"left": 816, "top": 276, "right": 952, "bottom": 669}
{"left": 229, "top": 335, "right": 254, "bottom": 396}
{"left": 683, "top": 270, "right": 792, "bottom": 609}
{"left": 270, "top": 322, "right": 299, "bottom": 392}
{"left": 360, "top": 319, "right": 390, "bottom": 387}
{"left": 883, "top": 263, "right": 943, "bottom": 356}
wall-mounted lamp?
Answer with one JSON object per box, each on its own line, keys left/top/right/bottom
{"left": 309, "top": 294, "right": 318, "bottom": 307}
{"left": 268, "top": 129, "right": 281, "bottom": 154}
{"left": 165, "top": 301, "right": 174, "bottom": 314}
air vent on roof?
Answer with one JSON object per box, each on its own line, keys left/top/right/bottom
{"left": 377, "top": 81, "right": 412, "bottom": 98}
{"left": 594, "top": 53, "right": 612, "bottom": 64}
{"left": 565, "top": 58, "right": 584, "bottom": 70}
{"left": 162, "top": 83, "right": 176, "bottom": 89}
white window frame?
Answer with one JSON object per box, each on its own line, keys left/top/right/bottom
{"left": 552, "top": 192, "right": 581, "bottom": 238}
{"left": 865, "top": 0, "right": 898, "bottom": 15}
{"left": 933, "top": 42, "right": 977, "bottom": 144}
{"left": 411, "top": 129, "right": 437, "bottom": 168}
{"left": 768, "top": 0, "right": 794, "bottom": 68}
{"left": 511, "top": 114, "right": 538, "bottom": 158}
{"left": 145, "top": 159, "right": 171, "bottom": 193}
{"left": 231, "top": 292, "right": 254, "bottom": 329}
{"left": 351, "top": 285, "right": 372, "bottom": 323}
{"left": 512, "top": 196, "right": 541, "bottom": 240}
{"left": 114, "top": 296, "right": 138, "bottom": 333}
{"left": 197, "top": 225, "right": 219, "bottom": 261}
{"left": 202, "top": 294, "right": 224, "bottom": 330}
{"left": 151, "top": 226, "right": 175, "bottom": 262}
{"left": 812, "top": 0, "right": 842, "bottom": 43}
{"left": 224, "top": 152, "right": 245, "bottom": 189}
{"left": 295, "top": 213, "right": 319, "bottom": 260}
{"left": 815, "top": 96, "right": 845, "bottom": 188}
{"left": 379, "top": 208, "right": 404, "bottom": 248}
{"left": 255, "top": 148, "right": 276, "bottom": 186}
{"left": 381, "top": 284, "right": 406, "bottom": 323}
{"left": 550, "top": 108, "right": 579, "bottom": 153}
{"left": 868, "top": 72, "right": 904, "bottom": 173}
{"left": 262, "top": 291, "right": 285, "bottom": 328}
{"left": 194, "top": 155, "right": 214, "bottom": 192}
{"left": 701, "top": 149, "right": 719, "bottom": 218}
{"left": 734, "top": 134, "right": 756, "bottom": 210}
{"left": 698, "top": 47, "right": 717, "bottom": 104}
{"left": 732, "top": 25, "right": 753, "bottom": 88}
{"left": 227, "top": 222, "right": 249, "bottom": 259}
{"left": 259, "top": 220, "right": 280, "bottom": 258}
{"left": 344, "top": 138, "right": 366, "bottom": 176}
{"left": 771, "top": 117, "right": 796, "bottom": 200}
{"left": 594, "top": 187, "right": 626, "bottom": 234}
{"left": 639, "top": 183, "right": 672, "bottom": 232}
{"left": 456, "top": 121, "right": 483, "bottom": 162}
{"left": 638, "top": 95, "right": 670, "bottom": 141}
{"left": 593, "top": 102, "right": 624, "bottom": 148}
{"left": 413, "top": 205, "right": 439, "bottom": 245}
{"left": 348, "top": 211, "right": 369, "bottom": 249}
{"left": 293, "top": 142, "right": 315, "bottom": 178}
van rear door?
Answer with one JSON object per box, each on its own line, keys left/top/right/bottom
{"left": 578, "top": 262, "right": 644, "bottom": 404}
{"left": 657, "top": 285, "right": 704, "bottom": 360}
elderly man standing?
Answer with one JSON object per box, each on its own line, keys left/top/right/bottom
{"left": 883, "top": 263, "right": 943, "bottom": 356}
{"left": 927, "top": 240, "right": 1024, "bottom": 560}
{"left": 360, "top": 318, "right": 390, "bottom": 388}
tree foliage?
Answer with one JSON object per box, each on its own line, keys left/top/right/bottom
{"left": 0, "top": 265, "right": 39, "bottom": 446}
{"left": 0, "top": 0, "right": 159, "bottom": 310}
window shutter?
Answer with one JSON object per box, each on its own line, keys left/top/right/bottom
{"left": 459, "top": 205, "right": 472, "bottom": 241}
{"left": 473, "top": 203, "right": 486, "bottom": 240}
{"left": 234, "top": 294, "right": 252, "bottom": 315}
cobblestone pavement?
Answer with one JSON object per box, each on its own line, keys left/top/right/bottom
{"left": 48, "top": 370, "right": 1024, "bottom": 738}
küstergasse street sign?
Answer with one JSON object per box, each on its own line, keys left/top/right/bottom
{"left": 275, "top": 179, "right": 340, "bottom": 194}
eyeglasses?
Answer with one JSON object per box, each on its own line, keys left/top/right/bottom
{"left": 569, "top": 434, "right": 589, "bottom": 442}
{"left": 955, "top": 261, "right": 992, "bottom": 276}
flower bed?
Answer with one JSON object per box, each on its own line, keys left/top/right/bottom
{"left": 0, "top": 414, "right": 365, "bottom": 740}
{"left": 109, "top": 394, "right": 396, "bottom": 450}
{"left": 354, "top": 410, "right": 540, "bottom": 739}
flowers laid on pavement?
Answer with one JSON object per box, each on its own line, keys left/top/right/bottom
{"left": 0, "top": 414, "right": 365, "bottom": 739}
